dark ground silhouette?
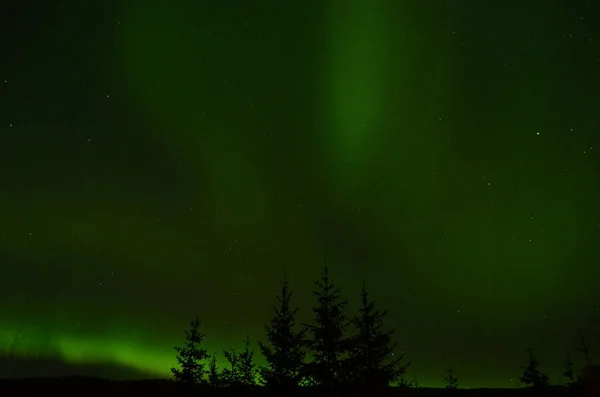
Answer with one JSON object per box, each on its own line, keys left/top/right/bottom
{"left": 0, "top": 378, "right": 588, "bottom": 397}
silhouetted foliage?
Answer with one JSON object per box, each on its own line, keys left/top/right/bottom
{"left": 444, "top": 365, "right": 458, "bottom": 389}
{"left": 577, "top": 328, "right": 594, "bottom": 366}
{"left": 563, "top": 351, "right": 576, "bottom": 387}
{"left": 171, "top": 315, "right": 209, "bottom": 385}
{"left": 239, "top": 333, "right": 256, "bottom": 386}
{"left": 520, "top": 345, "right": 549, "bottom": 388}
{"left": 221, "top": 347, "right": 242, "bottom": 387}
{"left": 208, "top": 353, "right": 222, "bottom": 387}
{"left": 258, "top": 274, "right": 307, "bottom": 388}
{"left": 168, "top": 272, "right": 600, "bottom": 391}
{"left": 345, "top": 280, "right": 409, "bottom": 387}
{"left": 303, "top": 262, "right": 350, "bottom": 387}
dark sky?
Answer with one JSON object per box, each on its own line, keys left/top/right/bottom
{"left": 1, "top": 0, "right": 599, "bottom": 389}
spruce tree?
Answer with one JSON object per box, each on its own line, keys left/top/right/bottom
{"left": 171, "top": 315, "right": 209, "bottom": 385}
{"left": 520, "top": 345, "right": 549, "bottom": 388}
{"left": 346, "top": 280, "right": 409, "bottom": 387}
{"left": 258, "top": 273, "right": 306, "bottom": 387}
{"left": 222, "top": 346, "right": 242, "bottom": 387}
{"left": 208, "top": 353, "right": 222, "bottom": 387}
{"left": 577, "top": 328, "right": 594, "bottom": 366}
{"left": 444, "top": 365, "right": 458, "bottom": 389}
{"left": 563, "top": 351, "right": 576, "bottom": 387}
{"left": 239, "top": 333, "right": 256, "bottom": 386}
{"left": 303, "top": 262, "right": 350, "bottom": 387}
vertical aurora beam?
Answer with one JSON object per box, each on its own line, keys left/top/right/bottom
{"left": 321, "top": 0, "right": 392, "bottom": 193}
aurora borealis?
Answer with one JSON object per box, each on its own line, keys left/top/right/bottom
{"left": 1, "top": 0, "right": 599, "bottom": 389}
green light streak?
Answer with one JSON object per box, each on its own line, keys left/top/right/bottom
{"left": 322, "top": 0, "right": 392, "bottom": 191}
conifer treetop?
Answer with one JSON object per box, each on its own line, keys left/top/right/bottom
{"left": 258, "top": 275, "right": 306, "bottom": 387}
{"left": 347, "top": 279, "right": 409, "bottom": 387}
{"left": 578, "top": 328, "right": 594, "bottom": 365}
{"left": 239, "top": 332, "right": 257, "bottom": 386}
{"left": 520, "top": 345, "right": 549, "bottom": 388}
{"left": 303, "top": 261, "right": 350, "bottom": 387}
{"left": 171, "top": 315, "right": 209, "bottom": 385}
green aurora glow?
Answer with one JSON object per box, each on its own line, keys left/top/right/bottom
{"left": 0, "top": 0, "right": 599, "bottom": 388}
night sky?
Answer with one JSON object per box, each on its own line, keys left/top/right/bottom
{"left": 1, "top": 0, "right": 599, "bottom": 389}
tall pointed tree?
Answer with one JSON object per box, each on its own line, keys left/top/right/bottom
{"left": 520, "top": 345, "right": 549, "bottom": 388}
{"left": 208, "top": 353, "right": 222, "bottom": 387}
{"left": 303, "top": 262, "right": 350, "bottom": 387}
{"left": 346, "top": 280, "right": 410, "bottom": 387}
{"left": 577, "top": 328, "right": 594, "bottom": 366}
{"left": 239, "top": 333, "right": 256, "bottom": 386}
{"left": 258, "top": 272, "right": 306, "bottom": 387}
{"left": 171, "top": 315, "right": 210, "bottom": 385}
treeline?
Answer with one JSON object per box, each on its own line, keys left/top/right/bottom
{"left": 171, "top": 263, "right": 408, "bottom": 390}
{"left": 170, "top": 263, "right": 599, "bottom": 391}
{"left": 519, "top": 329, "right": 599, "bottom": 392}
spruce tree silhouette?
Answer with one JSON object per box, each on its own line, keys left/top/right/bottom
{"left": 222, "top": 346, "right": 242, "bottom": 387}
{"left": 258, "top": 273, "right": 306, "bottom": 388}
{"left": 520, "top": 345, "right": 549, "bottom": 388}
{"left": 576, "top": 329, "right": 600, "bottom": 396}
{"left": 563, "top": 351, "right": 576, "bottom": 387}
{"left": 577, "top": 328, "right": 594, "bottom": 366}
{"left": 208, "top": 353, "right": 222, "bottom": 387}
{"left": 444, "top": 365, "right": 458, "bottom": 389}
{"left": 346, "top": 280, "right": 409, "bottom": 388}
{"left": 239, "top": 332, "right": 256, "bottom": 386}
{"left": 171, "top": 315, "right": 209, "bottom": 385}
{"left": 303, "top": 262, "right": 350, "bottom": 387}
